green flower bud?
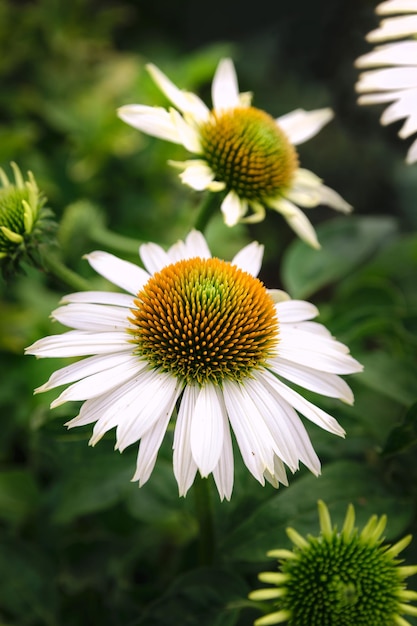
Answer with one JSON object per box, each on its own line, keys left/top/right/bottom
{"left": 0, "top": 162, "right": 55, "bottom": 279}
{"left": 250, "top": 500, "right": 417, "bottom": 626}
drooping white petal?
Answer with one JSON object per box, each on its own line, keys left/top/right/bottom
{"left": 367, "top": 15, "right": 417, "bottom": 42}
{"left": 356, "top": 67, "right": 417, "bottom": 91}
{"left": 406, "top": 136, "right": 417, "bottom": 163}
{"left": 50, "top": 357, "right": 142, "bottom": 408}
{"left": 117, "top": 105, "right": 183, "bottom": 143}
{"left": 276, "top": 300, "right": 318, "bottom": 323}
{"left": 317, "top": 185, "right": 353, "bottom": 213}
{"left": 380, "top": 91, "right": 417, "bottom": 128}
{"left": 35, "top": 352, "right": 138, "bottom": 393}
{"left": 355, "top": 41, "right": 417, "bottom": 68}
{"left": 212, "top": 419, "right": 234, "bottom": 501}
{"left": 169, "top": 108, "right": 202, "bottom": 152}
{"left": 51, "top": 303, "right": 133, "bottom": 332}
{"left": 223, "top": 380, "right": 276, "bottom": 482}
{"left": 146, "top": 63, "right": 209, "bottom": 121}
{"left": 264, "top": 456, "right": 289, "bottom": 488}
{"left": 115, "top": 370, "right": 182, "bottom": 452}
{"left": 177, "top": 161, "right": 218, "bottom": 190}
{"left": 190, "top": 385, "right": 225, "bottom": 476}
{"left": 261, "top": 369, "right": 345, "bottom": 436}
{"left": 377, "top": 0, "right": 417, "bottom": 13}
{"left": 221, "top": 191, "right": 248, "bottom": 226}
{"left": 85, "top": 251, "right": 150, "bottom": 295}
{"left": 268, "top": 197, "right": 320, "bottom": 249}
{"left": 26, "top": 330, "right": 131, "bottom": 358}
{"left": 131, "top": 380, "right": 183, "bottom": 485}
{"left": 173, "top": 384, "right": 199, "bottom": 496}
{"left": 211, "top": 58, "right": 240, "bottom": 110}
{"left": 61, "top": 291, "right": 134, "bottom": 308}
{"left": 139, "top": 242, "right": 171, "bottom": 275}
{"left": 270, "top": 358, "right": 354, "bottom": 404}
{"left": 231, "top": 241, "right": 264, "bottom": 277}
{"left": 276, "top": 108, "right": 334, "bottom": 146}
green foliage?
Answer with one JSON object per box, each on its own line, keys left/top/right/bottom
{"left": 1, "top": 0, "right": 417, "bottom": 625}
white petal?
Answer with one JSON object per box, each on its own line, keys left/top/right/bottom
{"left": 131, "top": 381, "right": 182, "bottom": 485}
{"left": 212, "top": 419, "right": 234, "bottom": 501}
{"left": 367, "top": 15, "right": 417, "bottom": 42}
{"left": 231, "top": 241, "right": 264, "bottom": 277}
{"left": 173, "top": 385, "right": 199, "bottom": 496}
{"left": 139, "top": 242, "right": 170, "bottom": 275}
{"left": 276, "top": 300, "right": 318, "bottom": 323}
{"left": 61, "top": 291, "right": 134, "bottom": 308}
{"left": 167, "top": 229, "right": 212, "bottom": 262}
{"left": 377, "top": 0, "right": 417, "bottom": 13}
{"left": 51, "top": 303, "right": 132, "bottom": 332}
{"left": 356, "top": 41, "right": 417, "bottom": 68}
{"left": 169, "top": 109, "right": 202, "bottom": 152}
{"left": 26, "top": 330, "right": 131, "bottom": 358}
{"left": 261, "top": 369, "right": 345, "bottom": 436}
{"left": 223, "top": 380, "right": 276, "bottom": 482}
{"left": 115, "top": 370, "right": 182, "bottom": 452}
{"left": 85, "top": 251, "right": 150, "bottom": 295}
{"left": 212, "top": 58, "right": 240, "bottom": 110}
{"left": 406, "top": 136, "right": 417, "bottom": 162}
{"left": 221, "top": 191, "right": 248, "bottom": 226}
{"left": 276, "top": 108, "right": 334, "bottom": 146}
{"left": 117, "top": 105, "right": 183, "bottom": 143}
{"left": 270, "top": 358, "right": 354, "bottom": 404}
{"left": 317, "top": 184, "right": 353, "bottom": 213}
{"left": 269, "top": 197, "right": 320, "bottom": 249}
{"left": 264, "top": 456, "right": 289, "bottom": 488}
{"left": 356, "top": 67, "right": 417, "bottom": 91}
{"left": 50, "top": 357, "right": 142, "bottom": 408}
{"left": 380, "top": 91, "right": 417, "bottom": 127}
{"left": 35, "top": 352, "right": 138, "bottom": 393}
{"left": 190, "top": 385, "right": 225, "bottom": 476}
{"left": 146, "top": 63, "right": 209, "bottom": 120}
{"left": 177, "top": 161, "right": 217, "bottom": 190}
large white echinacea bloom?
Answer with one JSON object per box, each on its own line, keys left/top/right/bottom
{"left": 26, "top": 231, "right": 362, "bottom": 500}
{"left": 355, "top": 0, "right": 417, "bottom": 164}
{"left": 118, "top": 59, "right": 352, "bottom": 249}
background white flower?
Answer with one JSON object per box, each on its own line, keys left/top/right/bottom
{"left": 26, "top": 231, "right": 362, "bottom": 500}
{"left": 118, "top": 59, "right": 352, "bottom": 248}
{"left": 355, "top": 0, "right": 417, "bottom": 164}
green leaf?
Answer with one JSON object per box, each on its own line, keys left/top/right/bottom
{"left": 220, "top": 460, "right": 413, "bottom": 563}
{"left": 137, "top": 567, "right": 250, "bottom": 626}
{"left": 282, "top": 216, "right": 397, "bottom": 299}
{"left": 0, "top": 469, "right": 40, "bottom": 526}
{"left": 357, "top": 350, "right": 417, "bottom": 406}
{"left": 383, "top": 402, "right": 417, "bottom": 456}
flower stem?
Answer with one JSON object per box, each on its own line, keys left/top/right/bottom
{"left": 193, "top": 474, "right": 215, "bottom": 565}
{"left": 89, "top": 225, "right": 144, "bottom": 256}
{"left": 40, "top": 246, "right": 91, "bottom": 291}
{"left": 193, "top": 192, "right": 220, "bottom": 233}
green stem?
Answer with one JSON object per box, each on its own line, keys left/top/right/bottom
{"left": 89, "top": 225, "right": 144, "bottom": 256}
{"left": 40, "top": 247, "right": 91, "bottom": 291}
{"left": 193, "top": 474, "right": 215, "bottom": 566}
{"left": 193, "top": 192, "right": 220, "bottom": 233}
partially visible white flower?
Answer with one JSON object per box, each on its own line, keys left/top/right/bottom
{"left": 118, "top": 59, "right": 352, "bottom": 249}
{"left": 355, "top": 0, "right": 417, "bottom": 164}
{"left": 26, "top": 231, "right": 362, "bottom": 501}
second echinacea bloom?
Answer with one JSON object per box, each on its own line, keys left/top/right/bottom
{"left": 355, "top": 0, "right": 417, "bottom": 164}
{"left": 118, "top": 59, "right": 352, "bottom": 249}
{"left": 26, "top": 231, "right": 362, "bottom": 500}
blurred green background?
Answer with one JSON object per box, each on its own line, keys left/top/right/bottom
{"left": 1, "top": 0, "right": 417, "bottom": 624}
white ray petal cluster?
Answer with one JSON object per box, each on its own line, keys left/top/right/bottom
{"left": 355, "top": 0, "right": 417, "bottom": 163}
{"left": 118, "top": 58, "right": 352, "bottom": 248}
{"left": 26, "top": 231, "right": 362, "bottom": 500}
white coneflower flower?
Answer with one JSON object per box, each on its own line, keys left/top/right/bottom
{"left": 26, "top": 231, "right": 362, "bottom": 500}
{"left": 118, "top": 59, "right": 352, "bottom": 249}
{"left": 355, "top": 0, "right": 417, "bottom": 164}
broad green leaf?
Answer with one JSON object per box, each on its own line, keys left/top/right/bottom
{"left": 0, "top": 469, "right": 40, "bottom": 526}
{"left": 356, "top": 350, "right": 417, "bottom": 406}
{"left": 220, "top": 460, "right": 413, "bottom": 563}
{"left": 383, "top": 402, "right": 417, "bottom": 456}
{"left": 137, "top": 567, "right": 250, "bottom": 626}
{"left": 282, "top": 216, "right": 397, "bottom": 299}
